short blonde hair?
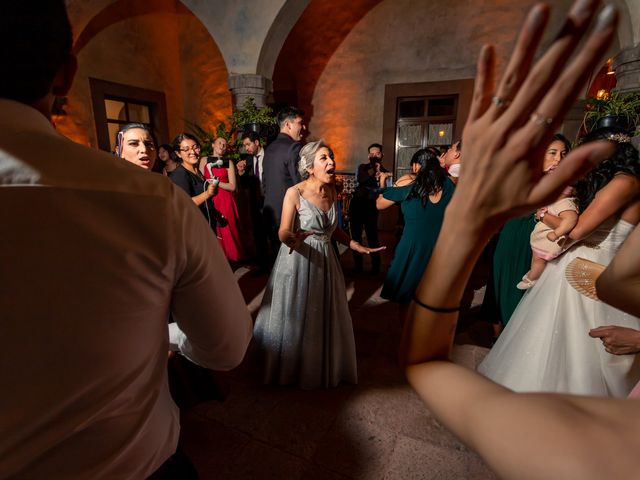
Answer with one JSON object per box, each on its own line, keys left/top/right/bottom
{"left": 298, "top": 139, "right": 334, "bottom": 179}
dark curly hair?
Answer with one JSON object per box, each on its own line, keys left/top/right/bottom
{"left": 406, "top": 147, "right": 448, "bottom": 206}
{"left": 574, "top": 127, "right": 640, "bottom": 212}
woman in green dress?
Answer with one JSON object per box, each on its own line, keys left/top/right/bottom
{"left": 377, "top": 148, "right": 455, "bottom": 304}
{"left": 482, "top": 133, "right": 571, "bottom": 328}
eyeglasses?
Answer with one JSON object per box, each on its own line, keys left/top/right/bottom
{"left": 179, "top": 145, "right": 201, "bottom": 153}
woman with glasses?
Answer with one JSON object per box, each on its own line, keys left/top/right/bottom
{"left": 169, "top": 133, "right": 218, "bottom": 230}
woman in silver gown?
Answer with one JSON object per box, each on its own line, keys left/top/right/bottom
{"left": 253, "top": 140, "right": 384, "bottom": 389}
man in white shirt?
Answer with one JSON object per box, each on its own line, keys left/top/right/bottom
{"left": 0, "top": 2, "right": 252, "bottom": 478}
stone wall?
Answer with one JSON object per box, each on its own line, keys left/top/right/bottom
{"left": 308, "top": 0, "right": 575, "bottom": 172}
{"left": 57, "top": 6, "right": 231, "bottom": 148}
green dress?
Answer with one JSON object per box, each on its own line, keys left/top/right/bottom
{"left": 381, "top": 178, "right": 455, "bottom": 304}
{"left": 482, "top": 214, "right": 536, "bottom": 326}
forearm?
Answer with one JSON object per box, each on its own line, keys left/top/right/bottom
{"left": 191, "top": 191, "right": 210, "bottom": 206}
{"left": 218, "top": 182, "right": 235, "bottom": 192}
{"left": 278, "top": 227, "right": 295, "bottom": 243}
{"left": 596, "top": 240, "right": 640, "bottom": 317}
{"left": 400, "top": 203, "right": 492, "bottom": 365}
{"left": 540, "top": 212, "right": 562, "bottom": 229}
{"left": 332, "top": 227, "right": 353, "bottom": 247}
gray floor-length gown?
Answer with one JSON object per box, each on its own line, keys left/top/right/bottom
{"left": 253, "top": 192, "right": 357, "bottom": 389}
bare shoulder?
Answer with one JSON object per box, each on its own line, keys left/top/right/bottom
{"left": 595, "top": 173, "right": 640, "bottom": 202}
{"left": 284, "top": 184, "right": 304, "bottom": 205}
{"left": 610, "top": 172, "right": 640, "bottom": 187}
{"left": 395, "top": 174, "right": 415, "bottom": 187}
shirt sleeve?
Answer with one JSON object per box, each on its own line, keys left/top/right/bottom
{"left": 168, "top": 184, "right": 252, "bottom": 370}
{"left": 288, "top": 142, "right": 302, "bottom": 183}
{"left": 170, "top": 168, "right": 195, "bottom": 197}
{"left": 381, "top": 184, "right": 411, "bottom": 202}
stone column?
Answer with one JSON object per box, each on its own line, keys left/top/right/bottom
{"left": 613, "top": 43, "right": 640, "bottom": 93}
{"left": 228, "top": 74, "right": 272, "bottom": 110}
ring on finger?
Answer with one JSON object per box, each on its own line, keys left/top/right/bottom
{"left": 491, "top": 96, "right": 511, "bottom": 108}
{"left": 530, "top": 112, "right": 554, "bottom": 128}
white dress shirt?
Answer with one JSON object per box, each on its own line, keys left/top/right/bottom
{"left": 0, "top": 99, "right": 252, "bottom": 479}
{"left": 255, "top": 148, "right": 264, "bottom": 184}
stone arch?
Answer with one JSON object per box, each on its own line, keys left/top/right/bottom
{"left": 256, "top": 0, "right": 311, "bottom": 79}
{"left": 270, "top": 0, "right": 383, "bottom": 122}
{"left": 59, "top": 0, "right": 231, "bottom": 147}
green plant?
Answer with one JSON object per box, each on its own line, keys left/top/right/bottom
{"left": 185, "top": 119, "right": 237, "bottom": 159}
{"left": 185, "top": 98, "right": 276, "bottom": 160}
{"left": 583, "top": 91, "right": 640, "bottom": 132}
{"left": 228, "top": 97, "right": 277, "bottom": 130}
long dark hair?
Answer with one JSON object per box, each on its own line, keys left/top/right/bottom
{"left": 574, "top": 127, "right": 640, "bottom": 212}
{"left": 406, "top": 147, "right": 448, "bottom": 206}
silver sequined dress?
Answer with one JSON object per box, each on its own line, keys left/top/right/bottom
{"left": 253, "top": 194, "right": 357, "bottom": 389}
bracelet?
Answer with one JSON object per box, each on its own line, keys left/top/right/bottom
{"left": 412, "top": 295, "right": 461, "bottom": 313}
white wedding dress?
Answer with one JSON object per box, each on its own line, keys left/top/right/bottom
{"left": 478, "top": 218, "right": 640, "bottom": 398}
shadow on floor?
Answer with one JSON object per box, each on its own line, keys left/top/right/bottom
{"left": 180, "top": 231, "right": 497, "bottom": 479}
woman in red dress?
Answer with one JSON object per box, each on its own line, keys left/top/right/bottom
{"left": 204, "top": 136, "right": 244, "bottom": 261}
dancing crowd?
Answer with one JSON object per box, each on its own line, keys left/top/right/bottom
{"left": 3, "top": 0, "right": 640, "bottom": 479}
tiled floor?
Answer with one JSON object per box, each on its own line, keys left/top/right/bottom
{"left": 180, "top": 232, "right": 497, "bottom": 479}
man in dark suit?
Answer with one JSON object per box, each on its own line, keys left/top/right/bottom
{"left": 238, "top": 131, "right": 268, "bottom": 270}
{"left": 350, "top": 143, "right": 386, "bottom": 274}
{"left": 262, "top": 106, "right": 306, "bottom": 261}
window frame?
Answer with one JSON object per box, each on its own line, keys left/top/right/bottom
{"left": 89, "top": 78, "right": 169, "bottom": 153}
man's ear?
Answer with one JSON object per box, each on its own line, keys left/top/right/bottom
{"left": 51, "top": 54, "right": 78, "bottom": 96}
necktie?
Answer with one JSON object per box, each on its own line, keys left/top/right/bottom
{"left": 254, "top": 155, "right": 260, "bottom": 179}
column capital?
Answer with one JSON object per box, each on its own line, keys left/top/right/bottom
{"left": 228, "top": 74, "right": 273, "bottom": 109}
{"left": 613, "top": 44, "right": 640, "bottom": 94}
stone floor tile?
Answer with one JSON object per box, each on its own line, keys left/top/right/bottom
{"left": 179, "top": 413, "right": 251, "bottom": 477}
{"left": 218, "top": 440, "right": 310, "bottom": 480}
{"left": 382, "top": 435, "right": 472, "bottom": 480}
{"left": 313, "top": 409, "right": 398, "bottom": 479}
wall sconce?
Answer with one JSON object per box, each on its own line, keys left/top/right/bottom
{"left": 438, "top": 130, "right": 446, "bottom": 138}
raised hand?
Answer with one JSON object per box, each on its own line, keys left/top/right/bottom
{"left": 451, "top": 0, "right": 618, "bottom": 236}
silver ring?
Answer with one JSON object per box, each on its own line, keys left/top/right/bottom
{"left": 530, "top": 112, "right": 554, "bottom": 128}
{"left": 491, "top": 96, "right": 511, "bottom": 108}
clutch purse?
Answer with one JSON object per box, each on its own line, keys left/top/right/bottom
{"left": 564, "top": 257, "right": 606, "bottom": 301}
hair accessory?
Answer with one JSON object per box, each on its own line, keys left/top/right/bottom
{"left": 565, "top": 257, "right": 605, "bottom": 301}
{"left": 491, "top": 96, "right": 511, "bottom": 108}
{"left": 530, "top": 112, "right": 554, "bottom": 128}
{"left": 412, "top": 295, "right": 461, "bottom": 313}
{"left": 607, "top": 133, "right": 631, "bottom": 143}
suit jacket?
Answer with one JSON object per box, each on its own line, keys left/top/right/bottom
{"left": 262, "top": 132, "right": 302, "bottom": 226}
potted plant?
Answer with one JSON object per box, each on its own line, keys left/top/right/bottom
{"left": 229, "top": 97, "right": 278, "bottom": 140}
{"left": 186, "top": 120, "right": 238, "bottom": 160}
{"left": 583, "top": 91, "right": 640, "bottom": 133}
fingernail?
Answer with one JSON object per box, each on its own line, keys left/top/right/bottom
{"left": 527, "top": 4, "right": 546, "bottom": 30}
{"left": 594, "top": 4, "right": 617, "bottom": 31}
{"left": 570, "top": 0, "right": 596, "bottom": 21}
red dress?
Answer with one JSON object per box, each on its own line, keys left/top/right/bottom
{"left": 205, "top": 165, "right": 244, "bottom": 261}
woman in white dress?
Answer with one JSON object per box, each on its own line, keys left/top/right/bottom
{"left": 478, "top": 130, "right": 640, "bottom": 397}
{"left": 253, "top": 140, "right": 384, "bottom": 389}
